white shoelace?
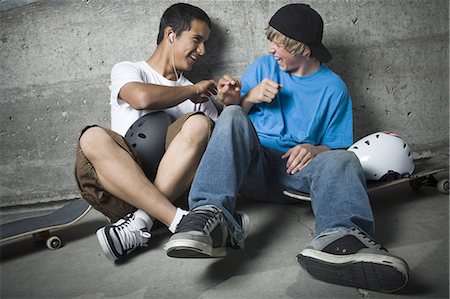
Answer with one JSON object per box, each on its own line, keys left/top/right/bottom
{"left": 115, "top": 219, "right": 151, "bottom": 250}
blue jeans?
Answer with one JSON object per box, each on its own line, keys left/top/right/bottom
{"left": 189, "top": 106, "right": 374, "bottom": 242}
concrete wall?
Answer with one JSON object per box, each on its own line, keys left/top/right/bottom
{"left": 1, "top": 0, "right": 448, "bottom": 207}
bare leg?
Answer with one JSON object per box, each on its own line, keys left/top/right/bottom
{"left": 79, "top": 127, "right": 176, "bottom": 226}
{"left": 154, "top": 114, "right": 210, "bottom": 201}
{"left": 79, "top": 115, "right": 210, "bottom": 227}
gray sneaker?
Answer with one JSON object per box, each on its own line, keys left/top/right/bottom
{"left": 297, "top": 227, "right": 409, "bottom": 293}
{"left": 164, "top": 205, "right": 249, "bottom": 258}
{"left": 230, "top": 211, "right": 250, "bottom": 249}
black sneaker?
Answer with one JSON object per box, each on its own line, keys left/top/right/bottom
{"left": 297, "top": 227, "right": 409, "bottom": 293}
{"left": 165, "top": 205, "right": 250, "bottom": 258}
{"left": 96, "top": 211, "right": 151, "bottom": 261}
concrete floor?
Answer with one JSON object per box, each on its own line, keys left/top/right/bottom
{"left": 0, "top": 182, "right": 448, "bottom": 299}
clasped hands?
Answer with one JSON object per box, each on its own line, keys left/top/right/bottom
{"left": 194, "top": 75, "right": 283, "bottom": 106}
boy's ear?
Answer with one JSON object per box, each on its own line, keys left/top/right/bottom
{"left": 164, "top": 26, "right": 175, "bottom": 42}
{"left": 301, "top": 45, "right": 312, "bottom": 57}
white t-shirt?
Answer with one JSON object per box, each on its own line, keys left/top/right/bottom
{"left": 109, "top": 61, "right": 219, "bottom": 136}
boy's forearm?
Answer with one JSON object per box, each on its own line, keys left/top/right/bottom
{"left": 120, "top": 83, "right": 197, "bottom": 110}
{"left": 240, "top": 95, "right": 254, "bottom": 113}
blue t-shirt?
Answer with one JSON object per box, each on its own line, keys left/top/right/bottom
{"left": 240, "top": 55, "right": 353, "bottom": 152}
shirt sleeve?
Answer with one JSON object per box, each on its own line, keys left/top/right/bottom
{"left": 109, "top": 62, "right": 143, "bottom": 105}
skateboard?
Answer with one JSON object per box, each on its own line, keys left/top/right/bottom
{"left": 283, "top": 153, "right": 449, "bottom": 202}
{"left": 0, "top": 198, "right": 91, "bottom": 250}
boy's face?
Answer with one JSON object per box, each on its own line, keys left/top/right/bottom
{"left": 173, "top": 20, "right": 210, "bottom": 72}
{"left": 268, "top": 39, "right": 302, "bottom": 73}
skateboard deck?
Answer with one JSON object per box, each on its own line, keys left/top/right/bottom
{"left": 283, "top": 153, "right": 449, "bottom": 202}
{"left": 0, "top": 198, "right": 91, "bottom": 250}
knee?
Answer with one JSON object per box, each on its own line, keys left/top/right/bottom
{"left": 319, "top": 150, "right": 363, "bottom": 172}
{"left": 341, "top": 151, "right": 363, "bottom": 170}
{"left": 217, "top": 105, "right": 247, "bottom": 126}
{"left": 178, "top": 114, "right": 211, "bottom": 144}
{"left": 79, "top": 126, "right": 110, "bottom": 157}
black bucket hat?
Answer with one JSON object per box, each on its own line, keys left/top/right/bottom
{"left": 269, "top": 3, "right": 331, "bottom": 63}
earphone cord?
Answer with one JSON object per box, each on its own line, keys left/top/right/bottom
{"left": 171, "top": 37, "right": 201, "bottom": 112}
{"left": 171, "top": 41, "right": 179, "bottom": 82}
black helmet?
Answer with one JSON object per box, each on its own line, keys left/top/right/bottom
{"left": 125, "top": 112, "right": 174, "bottom": 180}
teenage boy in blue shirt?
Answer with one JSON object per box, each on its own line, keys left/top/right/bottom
{"left": 165, "top": 3, "right": 409, "bottom": 293}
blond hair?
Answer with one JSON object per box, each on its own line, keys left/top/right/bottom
{"left": 266, "top": 25, "right": 317, "bottom": 61}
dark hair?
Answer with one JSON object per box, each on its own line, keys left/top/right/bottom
{"left": 157, "top": 3, "right": 211, "bottom": 44}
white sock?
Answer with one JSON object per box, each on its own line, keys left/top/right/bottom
{"left": 134, "top": 209, "right": 154, "bottom": 230}
{"left": 168, "top": 208, "right": 189, "bottom": 233}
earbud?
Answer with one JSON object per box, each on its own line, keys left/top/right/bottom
{"left": 169, "top": 33, "right": 174, "bottom": 43}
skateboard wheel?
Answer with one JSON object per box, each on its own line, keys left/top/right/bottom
{"left": 46, "top": 236, "right": 62, "bottom": 250}
{"left": 437, "top": 179, "right": 449, "bottom": 195}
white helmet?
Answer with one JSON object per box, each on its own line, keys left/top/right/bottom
{"left": 348, "top": 131, "right": 415, "bottom": 181}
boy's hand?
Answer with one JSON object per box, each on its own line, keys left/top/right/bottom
{"left": 191, "top": 80, "right": 217, "bottom": 103}
{"left": 245, "top": 78, "right": 283, "bottom": 105}
{"left": 217, "top": 75, "right": 241, "bottom": 105}
{"left": 282, "top": 144, "right": 318, "bottom": 175}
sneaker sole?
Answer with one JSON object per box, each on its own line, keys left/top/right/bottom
{"left": 297, "top": 249, "right": 409, "bottom": 293}
{"left": 96, "top": 228, "right": 118, "bottom": 261}
{"left": 165, "top": 239, "right": 226, "bottom": 258}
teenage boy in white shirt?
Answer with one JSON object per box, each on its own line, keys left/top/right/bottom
{"left": 75, "top": 3, "right": 221, "bottom": 261}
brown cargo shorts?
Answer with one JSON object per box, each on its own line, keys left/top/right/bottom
{"left": 74, "top": 111, "right": 214, "bottom": 222}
